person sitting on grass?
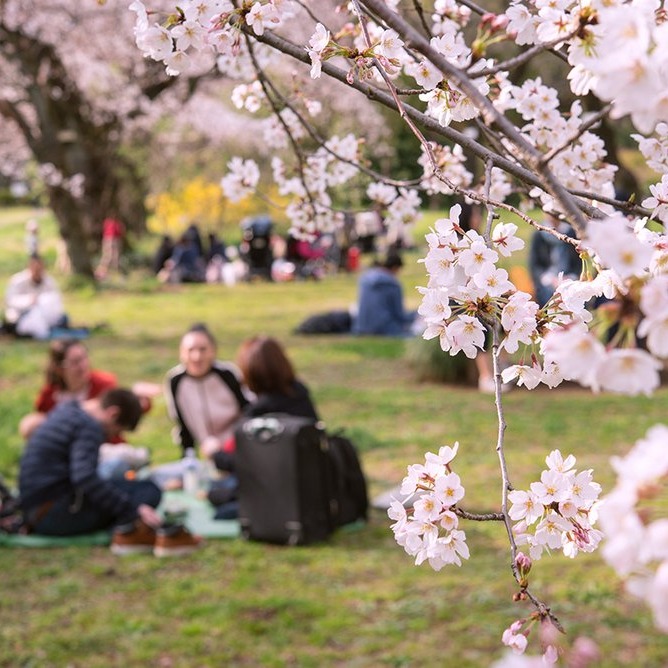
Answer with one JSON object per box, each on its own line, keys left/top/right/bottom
{"left": 208, "top": 336, "right": 320, "bottom": 520}
{"left": 18, "top": 388, "right": 201, "bottom": 555}
{"left": 237, "top": 335, "right": 320, "bottom": 421}
{"left": 164, "top": 323, "right": 252, "bottom": 461}
{"left": 2, "top": 253, "right": 67, "bottom": 339}
{"left": 352, "top": 250, "right": 416, "bottom": 337}
{"left": 18, "top": 339, "right": 159, "bottom": 442}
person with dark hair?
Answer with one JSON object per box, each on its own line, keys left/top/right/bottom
{"left": 208, "top": 336, "right": 319, "bottom": 519}
{"left": 3, "top": 253, "right": 67, "bottom": 339}
{"left": 18, "top": 388, "right": 201, "bottom": 555}
{"left": 19, "top": 390, "right": 158, "bottom": 537}
{"left": 206, "top": 232, "right": 226, "bottom": 263}
{"left": 164, "top": 323, "right": 252, "bottom": 460}
{"left": 184, "top": 223, "right": 204, "bottom": 257}
{"left": 19, "top": 340, "right": 118, "bottom": 440}
{"left": 152, "top": 235, "right": 175, "bottom": 275}
{"left": 237, "top": 336, "right": 319, "bottom": 421}
{"left": 352, "top": 250, "right": 416, "bottom": 336}
{"left": 19, "top": 339, "right": 158, "bottom": 441}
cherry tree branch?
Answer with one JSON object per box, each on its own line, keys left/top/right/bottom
{"left": 358, "top": 0, "right": 589, "bottom": 236}
{"left": 246, "top": 27, "right": 613, "bottom": 224}
{"left": 471, "top": 31, "right": 577, "bottom": 78}
{"left": 454, "top": 507, "right": 504, "bottom": 521}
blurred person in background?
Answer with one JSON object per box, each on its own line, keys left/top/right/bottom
{"left": 3, "top": 253, "right": 67, "bottom": 339}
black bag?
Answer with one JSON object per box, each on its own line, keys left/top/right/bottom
{"left": 235, "top": 415, "right": 334, "bottom": 545}
{"left": 326, "top": 433, "right": 368, "bottom": 527}
{"left": 294, "top": 310, "right": 352, "bottom": 335}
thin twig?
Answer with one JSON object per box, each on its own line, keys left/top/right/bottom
{"left": 470, "top": 30, "right": 578, "bottom": 78}
{"left": 541, "top": 103, "right": 613, "bottom": 165}
{"left": 410, "top": 0, "right": 433, "bottom": 39}
{"left": 454, "top": 507, "right": 504, "bottom": 522}
{"left": 244, "top": 34, "right": 319, "bottom": 215}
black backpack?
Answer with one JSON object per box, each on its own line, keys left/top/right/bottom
{"left": 326, "top": 433, "right": 369, "bottom": 527}
{"left": 294, "top": 310, "right": 352, "bottom": 335}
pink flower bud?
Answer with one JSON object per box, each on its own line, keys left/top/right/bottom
{"left": 543, "top": 645, "right": 559, "bottom": 665}
{"left": 492, "top": 14, "right": 509, "bottom": 31}
{"left": 515, "top": 551, "right": 532, "bottom": 577}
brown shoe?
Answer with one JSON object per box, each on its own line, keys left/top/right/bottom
{"left": 111, "top": 519, "right": 156, "bottom": 555}
{"left": 153, "top": 524, "right": 202, "bottom": 557}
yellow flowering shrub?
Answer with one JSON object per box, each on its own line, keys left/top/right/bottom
{"left": 146, "top": 178, "right": 289, "bottom": 240}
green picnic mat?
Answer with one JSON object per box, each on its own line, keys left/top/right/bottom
{"left": 0, "top": 491, "right": 240, "bottom": 548}
{"left": 0, "top": 529, "right": 111, "bottom": 548}
{"left": 159, "top": 491, "right": 241, "bottom": 539}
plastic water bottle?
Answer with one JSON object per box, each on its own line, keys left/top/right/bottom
{"left": 182, "top": 447, "right": 199, "bottom": 496}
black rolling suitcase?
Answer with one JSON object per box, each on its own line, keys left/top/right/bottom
{"left": 235, "top": 414, "right": 334, "bottom": 545}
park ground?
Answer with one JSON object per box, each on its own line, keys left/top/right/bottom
{"left": 0, "top": 207, "right": 667, "bottom": 666}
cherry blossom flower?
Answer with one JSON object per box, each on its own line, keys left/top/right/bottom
{"left": 502, "top": 363, "right": 542, "bottom": 390}
{"left": 172, "top": 19, "right": 207, "bottom": 51}
{"left": 417, "top": 286, "right": 452, "bottom": 324}
{"left": 585, "top": 215, "right": 654, "bottom": 279}
{"left": 376, "top": 29, "right": 404, "bottom": 60}
{"left": 457, "top": 237, "right": 498, "bottom": 277}
{"left": 642, "top": 174, "right": 668, "bottom": 223}
{"left": 492, "top": 222, "right": 525, "bottom": 257}
{"left": 422, "top": 321, "right": 452, "bottom": 353}
{"left": 508, "top": 490, "right": 543, "bottom": 524}
{"left": 595, "top": 348, "right": 662, "bottom": 396}
{"left": 447, "top": 315, "right": 486, "bottom": 358}
{"left": 434, "top": 471, "right": 465, "bottom": 505}
{"left": 531, "top": 470, "right": 571, "bottom": 506}
{"left": 406, "top": 59, "right": 443, "bottom": 89}
{"left": 545, "top": 450, "right": 576, "bottom": 475}
{"left": 220, "top": 157, "right": 260, "bottom": 201}
{"left": 472, "top": 264, "right": 515, "bottom": 297}
{"left": 309, "top": 23, "right": 330, "bottom": 53}
{"left": 502, "top": 620, "right": 528, "bottom": 655}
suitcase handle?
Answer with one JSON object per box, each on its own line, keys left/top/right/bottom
{"left": 242, "top": 417, "right": 285, "bottom": 442}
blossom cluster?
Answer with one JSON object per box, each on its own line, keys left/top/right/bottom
{"left": 504, "top": 0, "right": 668, "bottom": 133}
{"left": 413, "top": 204, "right": 668, "bottom": 396}
{"left": 633, "top": 123, "right": 668, "bottom": 224}
{"left": 598, "top": 425, "right": 668, "bottom": 632}
{"left": 493, "top": 78, "right": 617, "bottom": 214}
{"left": 367, "top": 185, "right": 422, "bottom": 248}
{"left": 388, "top": 443, "right": 470, "bottom": 571}
{"left": 418, "top": 202, "right": 526, "bottom": 359}
{"left": 130, "top": 0, "right": 291, "bottom": 76}
{"left": 509, "top": 450, "right": 602, "bottom": 561}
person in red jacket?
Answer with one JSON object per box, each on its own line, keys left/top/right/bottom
{"left": 95, "top": 214, "right": 125, "bottom": 279}
{"left": 19, "top": 339, "right": 157, "bottom": 440}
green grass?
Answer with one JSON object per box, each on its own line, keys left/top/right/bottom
{"left": 1, "top": 207, "right": 667, "bottom": 666}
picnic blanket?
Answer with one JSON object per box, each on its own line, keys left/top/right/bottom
{"left": 0, "top": 491, "right": 240, "bottom": 548}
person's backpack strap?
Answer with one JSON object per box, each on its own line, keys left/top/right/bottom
{"left": 326, "top": 431, "right": 369, "bottom": 526}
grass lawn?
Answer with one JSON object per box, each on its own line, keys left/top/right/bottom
{"left": 1, "top": 208, "right": 667, "bottom": 666}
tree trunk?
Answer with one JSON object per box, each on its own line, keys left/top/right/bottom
{"left": 0, "top": 24, "right": 148, "bottom": 278}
